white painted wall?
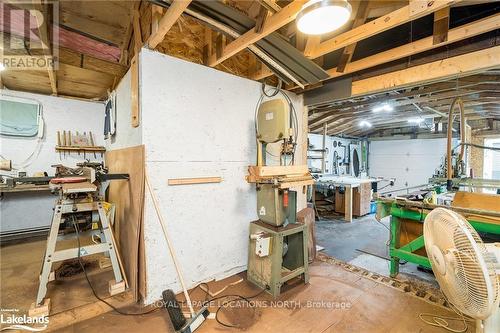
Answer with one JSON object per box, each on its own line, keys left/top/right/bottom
{"left": 139, "top": 49, "right": 307, "bottom": 304}
{"left": 308, "top": 133, "right": 361, "bottom": 175}
{"left": 0, "top": 90, "right": 104, "bottom": 233}
{"left": 368, "top": 138, "right": 454, "bottom": 193}
{"left": 105, "top": 70, "right": 142, "bottom": 151}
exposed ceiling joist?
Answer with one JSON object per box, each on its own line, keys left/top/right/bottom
{"left": 310, "top": 75, "right": 499, "bottom": 112}
{"left": 257, "top": 0, "right": 281, "bottom": 13}
{"left": 309, "top": 87, "right": 498, "bottom": 128}
{"left": 336, "top": 0, "right": 371, "bottom": 73}
{"left": 147, "top": 0, "right": 192, "bottom": 49}
{"left": 207, "top": 0, "right": 307, "bottom": 67}
{"left": 32, "top": 0, "right": 57, "bottom": 95}
{"left": 433, "top": 6, "right": 450, "bottom": 44}
{"left": 325, "top": 12, "right": 499, "bottom": 78}
{"left": 133, "top": 9, "right": 143, "bottom": 54}
{"left": 351, "top": 45, "right": 500, "bottom": 97}
{"left": 58, "top": 47, "right": 127, "bottom": 77}
{"left": 284, "top": 12, "right": 499, "bottom": 91}
{"left": 305, "top": 0, "right": 464, "bottom": 59}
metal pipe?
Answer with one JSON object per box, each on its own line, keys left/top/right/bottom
{"left": 321, "top": 123, "right": 327, "bottom": 173}
{"left": 446, "top": 97, "right": 465, "bottom": 190}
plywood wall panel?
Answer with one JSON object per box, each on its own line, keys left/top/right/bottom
{"left": 105, "top": 145, "right": 146, "bottom": 301}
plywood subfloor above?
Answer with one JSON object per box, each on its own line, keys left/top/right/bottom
{"left": 1, "top": 62, "right": 115, "bottom": 100}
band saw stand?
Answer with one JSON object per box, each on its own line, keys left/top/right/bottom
{"left": 245, "top": 97, "right": 314, "bottom": 298}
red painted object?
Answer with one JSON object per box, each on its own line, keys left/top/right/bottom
{"left": 283, "top": 190, "right": 289, "bottom": 208}
{"left": 50, "top": 177, "right": 87, "bottom": 184}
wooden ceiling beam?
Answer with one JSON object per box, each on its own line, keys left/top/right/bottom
{"left": 58, "top": 47, "right": 127, "bottom": 77}
{"left": 309, "top": 90, "right": 500, "bottom": 132}
{"left": 296, "top": 13, "right": 500, "bottom": 92}
{"left": 309, "top": 78, "right": 499, "bottom": 113}
{"left": 306, "top": 0, "right": 464, "bottom": 59}
{"left": 257, "top": 0, "right": 282, "bottom": 13}
{"left": 308, "top": 88, "right": 498, "bottom": 128}
{"left": 119, "top": 1, "right": 141, "bottom": 66}
{"left": 147, "top": 0, "right": 192, "bottom": 49}
{"left": 338, "top": 109, "right": 500, "bottom": 136}
{"left": 336, "top": 0, "right": 371, "bottom": 73}
{"left": 257, "top": 4, "right": 495, "bottom": 84}
{"left": 207, "top": 0, "right": 307, "bottom": 67}
{"left": 133, "top": 9, "right": 143, "bottom": 55}
{"left": 351, "top": 46, "right": 500, "bottom": 97}
{"left": 315, "top": 98, "right": 500, "bottom": 134}
{"left": 32, "top": 0, "right": 57, "bottom": 95}
{"left": 433, "top": 6, "right": 450, "bottom": 44}
{"left": 202, "top": 27, "right": 213, "bottom": 65}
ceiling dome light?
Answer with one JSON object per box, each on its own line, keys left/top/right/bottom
{"left": 359, "top": 120, "right": 372, "bottom": 128}
{"left": 373, "top": 103, "right": 394, "bottom": 113}
{"left": 297, "top": 0, "right": 352, "bottom": 35}
{"left": 408, "top": 118, "right": 425, "bottom": 124}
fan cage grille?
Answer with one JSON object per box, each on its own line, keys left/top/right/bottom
{"left": 424, "top": 208, "right": 499, "bottom": 319}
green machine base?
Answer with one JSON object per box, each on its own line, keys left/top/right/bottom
{"left": 377, "top": 200, "right": 500, "bottom": 278}
{"left": 247, "top": 220, "right": 309, "bottom": 298}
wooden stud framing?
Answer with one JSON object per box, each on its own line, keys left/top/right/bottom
{"left": 207, "top": 0, "right": 306, "bottom": 67}
{"left": 251, "top": 65, "right": 273, "bottom": 80}
{"left": 133, "top": 9, "right": 143, "bottom": 55}
{"left": 304, "top": 36, "right": 320, "bottom": 59}
{"left": 119, "top": 1, "right": 141, "bottom": 66}
{"left": 203, "top": 27, "right": 213, "bottom": 65}
{"left": 32, "top": 0, "right": 57, "bottom": 95}
{"left": 147, "top": 0, "right": 192, "bottom": 49}
{"left": 254, "top": 6, "right": 270, "bottom": 34}
{"left": 295, "top": 30, "right": 307, "bottom": 52}
{"left": 58, "top": 47, "right": 127, "bottom": 77}
{"left": 433, "top": 7, "right": 450, "bottom": 44}
{"left": 336, "top": 1, "right": 371, "bottom": 73}
{"left": 130, "top": 55, "right": 140, "bottom": 128}
{"left": 257, "top": 0, "right": 281, "bottom": 13}
{"left": 151, "top": 4, "right": 164, "bottom": 36}
{"left": 305, "top": 0, "right": 464, "bottom": 59}
{"left": 325, "top": 13, "right": 499, "bottom": 78}
{"left": 215, "top": 33, "right": 226, "bottom": 59}
{"left": 248, "top": 53, "right": 258, "bottom": 77}
{"left": 276, "top": 13, "right": 499, "bottom": 89}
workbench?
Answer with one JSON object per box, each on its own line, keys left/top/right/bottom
{"left": 377, "top": 198, "right": 500, "bottom": 277}
{"left": 316, "top": 175, "right": 376, "bottom": 222}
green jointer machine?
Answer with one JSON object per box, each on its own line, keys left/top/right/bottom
{"left": 246, "top": 93, "right": 313, "bottom": 298}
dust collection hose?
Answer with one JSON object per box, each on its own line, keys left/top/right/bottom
{"left": 446, "top": 97, "right": 465, "bottom": 190}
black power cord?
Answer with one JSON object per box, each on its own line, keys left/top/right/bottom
{"left": 205, "top": 287, "right": 268, "bottom": 328}
{"left": 72, "top": 218, "right": 159, "bottom": 316}
{"left": 73, "top": 215, "right": 267, "bottom": 323}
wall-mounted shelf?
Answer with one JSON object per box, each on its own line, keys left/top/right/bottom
{"left": 55, "top": 146, "right": 106, "bottom": 152}
{"left": 56, "top": 131, "right": 104, "bottom": 156}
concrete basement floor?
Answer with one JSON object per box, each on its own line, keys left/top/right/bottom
{"left": 53, "top": 260, "right": 474, "bottom": 333}
{"left": 315, "top": 213, "right": 438, "bottom": 285}
{"left": 1, "top": 235, "right": 474, "bottom": 332}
